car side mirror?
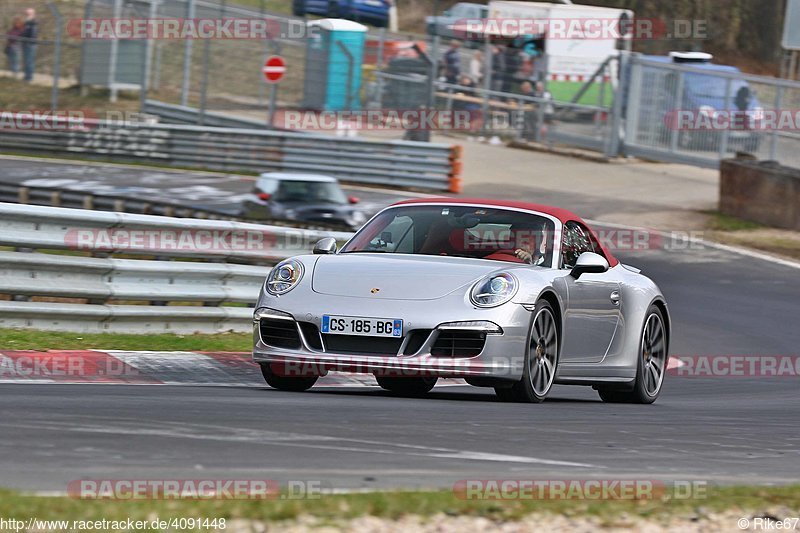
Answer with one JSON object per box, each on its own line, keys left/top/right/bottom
{"left": 313, "top": 237, "right": 337, "bottom": 255}
{"left": 348, "top": 196, "right": 360, "bottom": 204}
{"left": 570, "top": 252, "right": 609, "bottom": 279}
{"left": 257, "top": 192, "right": 271, "bottom": 201}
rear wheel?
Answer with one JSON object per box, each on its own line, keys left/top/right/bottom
{"left": 598, "top": 305, "right": 667, "bottom": 404}
{"left": 260, "top": 363, "right": 318, "bottom": 392}
{"left": 495, "top": 300, "right": 559, "bottom": 403}
{"left": 376, "top": 376, "right": 437, "bottom": 395}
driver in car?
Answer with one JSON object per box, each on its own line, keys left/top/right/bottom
{"left": 512, "top": 222, "right": 550, "bottom": 266}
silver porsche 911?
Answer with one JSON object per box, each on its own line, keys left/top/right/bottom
{"left": 252, "top": 198, "right": 671, "bottom": 404}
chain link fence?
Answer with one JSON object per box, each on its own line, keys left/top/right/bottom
{"left": 3, "top": 1, "right": 800, "bottom": 171}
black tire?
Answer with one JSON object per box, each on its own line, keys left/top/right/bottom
{"left": 495, "top": 300, "right": 559, "bottom": 403}
{"left": 598, "top": 304, "right": 668, "bottom": 404}
{"left": 292, "top": 0, "right": 305, "bottom": 16}
{"left": 260, "top": 363, "right": 318, "bottom": 392}
{"left": 376, "top": 376, "right": 437, "bottom": 395}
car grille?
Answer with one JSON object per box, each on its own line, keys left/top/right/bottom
{"left": 322, "top": 334, "right": 402, "bottom": 356}
{"left": 259, "top": 318, "right": 301, "bottom": 349}
{"left": 431, "top": 330, "right": 486, "bottom": 357}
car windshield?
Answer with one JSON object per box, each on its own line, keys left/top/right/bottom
{"left": 273, "top": 180, "right": 347, "bottom": 204}
{"left": 685, "top": 73, "right": 752, "bottom": 104}
{"left": 340, "top": 204, "right": 555, "bottom": 266}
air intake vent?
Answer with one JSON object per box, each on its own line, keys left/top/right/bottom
{"left": 403, "top": 329, "right": 432, "bottom": 355}
{"left": 431, "top": 330, "right": 486, "bottom": 357}
{"left": 298, "top": 322, "right": 323, "bottom": 350}
{"left": 322, "top": 335, "right": 402, "bottom": 356}
{"left": 259, "top": 318, "right": 301, "bottom": 349}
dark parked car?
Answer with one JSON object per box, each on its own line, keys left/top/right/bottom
{"left": 292, "top": 0, "right": 392, "bottom": 28}
{"left": 239, "top": 173, "right": 367, "bottom": 229}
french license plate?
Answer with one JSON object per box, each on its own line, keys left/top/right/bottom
{"left": 321, "top": 315, "right": 402, "bottom": 337}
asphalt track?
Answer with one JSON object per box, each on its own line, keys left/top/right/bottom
{"left": 1, "top": 157, "right": 799, "bottom": 491}
{"left": 0, "top": 155, "right": 417, "bottom": 217}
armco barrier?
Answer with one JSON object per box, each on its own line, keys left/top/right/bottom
{"left": 0, "top": 203, "right": 353, "bottom": 333}
{"left": 0, "top": 120, "right": 457, "bottom": 192}
{"left": 143, "top": 100, "right": 270, "bottom": 130}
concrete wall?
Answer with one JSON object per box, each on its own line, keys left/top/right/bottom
{"left": 719, "top": 156, "right": 800, "bottom": 231}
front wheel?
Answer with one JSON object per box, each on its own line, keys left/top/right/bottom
{"left": 495, "top": 300, "right": 559, "bottom": 403}
{"left": 260, "top": 363, "right": 318, "bottom": 392}
{"left": 598, "top": 305, "right": 668, "bottom": 404}
{"left": 376, "top": 376, "right": 437, "bottom": 395}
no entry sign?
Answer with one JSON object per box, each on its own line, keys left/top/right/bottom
{"left": 262, "top": 56, "right": 286, "bottom": 84}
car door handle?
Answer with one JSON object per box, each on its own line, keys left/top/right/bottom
{"left": 610, "top": 290, "right": 621, "bottom": 305}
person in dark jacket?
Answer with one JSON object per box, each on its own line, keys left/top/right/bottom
{"left": 443, "top": 40, "right": 461, "bottom": 85}
{"left": 4, "top": 16, "right": 24, "bottom": 75}
{"left": 20, "top": 8, "right": 38, "bottom": 82}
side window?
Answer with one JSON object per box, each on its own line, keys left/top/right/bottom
{"left": 561, "top": 221, "right": 595, "bottom": 268}
{"left": 369, "top": 215, "right": 414, "bottom": 252}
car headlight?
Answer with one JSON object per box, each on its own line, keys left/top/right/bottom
{"left": 266, "top": 259, "right": 304, "bottom": 295}
{"left": 470, "top": 272, "right": 518, "bottom": 307}
{"left": 284, "top": 209, "right": 297, "bottom": 219}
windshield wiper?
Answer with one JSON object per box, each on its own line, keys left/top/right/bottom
{"left": 339, "top": 249, "right": 388, "bottom": 253}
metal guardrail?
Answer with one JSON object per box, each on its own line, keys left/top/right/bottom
{"left": 0, "top": 120, "right": 462, "bottom": 193}
{"left": 0, "top": 203, "right": 354, "bottom": 334}
{"left": 0, "top": 181, "right": 357, "bottom": 232}
{"left": 143, "top": 100, "right": 271, "bottom": 130}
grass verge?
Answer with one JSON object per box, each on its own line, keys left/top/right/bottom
{"left": 0, "top": 329, "right": 251, "bottom": 352}
{"left": 0, "top": 485, "right": 798, "bottom": 526}
{"left": 703, "top": 211, "right": 800, "bottom": 261}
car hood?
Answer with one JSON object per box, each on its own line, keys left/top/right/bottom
{"left": 311, "top": 253, "right": 503, "bottom": 300}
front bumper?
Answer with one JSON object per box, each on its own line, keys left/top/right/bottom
{"left": 251, "top": 293, "right": 532, "bottom": 380}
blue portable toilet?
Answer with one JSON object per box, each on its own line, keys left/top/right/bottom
{"left": 303, "top": 19, "right": 367, "bottom": 111}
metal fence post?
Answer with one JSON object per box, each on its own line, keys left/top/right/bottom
{"left": 606, "top": 53, "right": 627, "bottom": 157}
{"left": 181, "top": 0, "right": 196, "bottom": 107}
{"left": 718, "top": 78, "right": 733, "bottom": 158}
{"left": 623, "top": 56, "right": 642, "bottom": 153}
{"left": 45, "top": 3, "right": 62, "bottom": 112}
{"left": 481, "top": 36, "right": 492, "bottom": 135}
{"left": 107, "top": 0, "right": 123, "bottom": 103}
{"left": 668, "top": 72, "right": 685, "bottom": 153}
{"left": 770, "top": 86, "right": 784, "bottom": 160}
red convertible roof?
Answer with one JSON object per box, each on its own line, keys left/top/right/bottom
{"left": 392, "top": 197, "right": 618, "bottom": 267}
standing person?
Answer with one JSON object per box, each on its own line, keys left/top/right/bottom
{"left": 4, "top": 17, "right": 24, "bottom": 76}
{"left": 469, "top": 50, "right": 483, "bottom": 85}
{"left": 502, "top": 46, "right": 521, "bottom": 94}
{"left": 491, "top": 45, "right": 505, "bottom": 93}
{"left": 443, "top": 40, "right": 461, "bottom": 85}
{"left": 20, "top": 8, "right": 38, "bottom": 82}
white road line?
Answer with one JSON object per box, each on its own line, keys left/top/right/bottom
{"left": 586, "top": 218, "right": 800, "bottom": 271}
